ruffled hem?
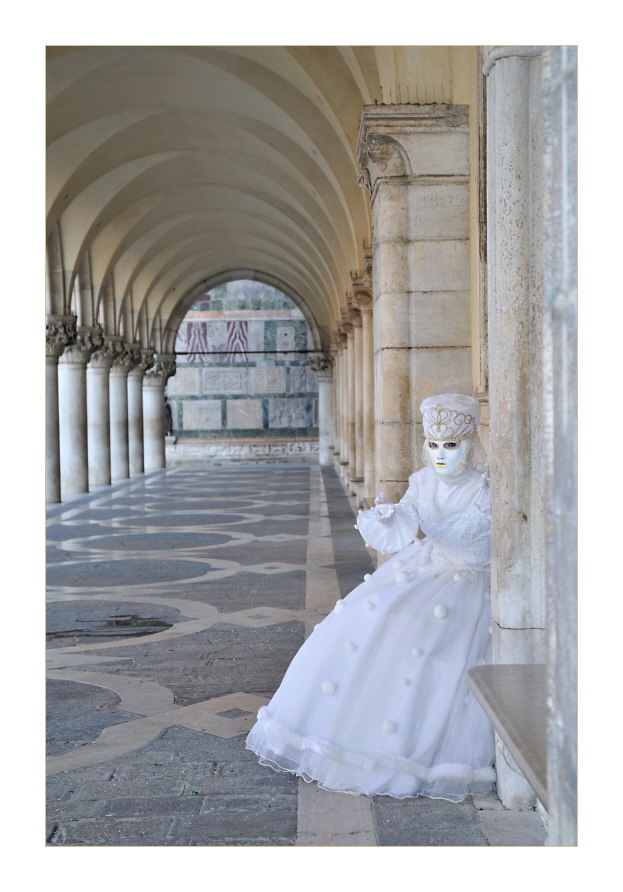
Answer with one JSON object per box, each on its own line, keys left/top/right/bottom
{"left": 246, "top": 709, "right": 496, "bottom": 803}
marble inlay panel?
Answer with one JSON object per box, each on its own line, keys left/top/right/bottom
{"left": 268, "top": 398, "right": 307, "bottom": 428}
{"left": 226, "top": 399, "right": 263, "bottom": 429}
{"left": 182, "top": 400, "right": 222, "bottom": 430}
{"left": 290, "top": 368, "right": 317, "bottom": 393}
{"left": 277, "top": 326, "right": 295, "bottom": 356}
{"left": 203, "top": 369, "right": 245, "bottom": 393}
{"left": 166, "top": 368, "right": 200, "bottom": 395}
{"left": 250, "top": 367, "right": 285, "bottom": 394}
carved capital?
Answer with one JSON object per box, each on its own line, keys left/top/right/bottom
{"left": 129, "top": 348, "right": 155, "bottom": 377}
{"left": 46, "top": 314, "right": 77, "bottom": 358}
{"left": 350, "top": 271, "right": 373, "bottom": 313}
{"left": 309, "top": 354, "right": 334, "bottom": 379}
{"left": 59, "top": 324, "right": 103, "bottom": 365}
{"left": 357, "top": 167, "right": 372, "bottom": 192}
{"left": 362, "top": 246, "right": 373, "bottom": 287}
{"left": 144, "top": 353, "right": 176, "bottom": 387}
{"left": 356, "top": 104, "right": 469, "bottom": 197}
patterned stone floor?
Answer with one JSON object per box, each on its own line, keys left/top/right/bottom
{"left": 46, "top": 463, "right": 545, "bottom": 847}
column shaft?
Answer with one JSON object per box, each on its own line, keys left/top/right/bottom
{"left": 346, "top": 330, "right": 356, "bottom": 477}
{"left": 143, "top": 382, "right": 166, "bottom": 471}
{"left": 361, "top": 309, "right": 376, "bottom": 502}
{"left": 109, "top": 368, "right": 130, "bottom": 480}
{"left": 353, "top": 319, "right": 364, "bottom": 481}
{"left": 87, "top": 361, "right": 111, "bottom": 487}
{"left": 339, "top": 347, "right": 349, "bottom": 468}
{"left": 58, "top": 349, "right": 89, "bottom": 494}
{"left": 128, "top": 371, "right": 145, "bottom": 476}
{"left": 486, "top": 51, "right": 545, "bottom": 808}
{"left": 46, "top": 356, "right": 61, "bottom": 503}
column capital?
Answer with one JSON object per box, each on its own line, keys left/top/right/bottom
{"left": 482, "top": 46, "right": 542, "bottom": 77}
{"left": 362, "top": 245, "right": 372, "bottom": 287}
{"left": 60, "top": 324, "right": 104, "bottom": 365}
{"left": 349, "top": 272, "right": 373, "bottom": 314}
{"left": 46, "top": 314, "right": 77, "bottom": 358}
{"left": 309, "top": 354, "right": 334, "bottom": 379}
{"left": 144, "top": 353, "right": 176, "bottom": 387}
{"left": 356, "top": 104, "right": 469, "bottom": 197}
{"left": 128, "top": 347, "right": 155, "bottom": 378}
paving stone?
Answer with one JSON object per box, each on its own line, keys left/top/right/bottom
{"left": 46, "top": 679, "right": 143, "bottom": 756}
{"left": 71, "top": 778, "right": 185, "bottom": 800}
{"left": 479, "top": 810, "right": 546, "bottom": 846}
{"left": 58, "top": 817, "right": 176, "bottom": 845}
{"left": 169, "top": 805, "right": 297, "bottom": 841}
{"left": 47, "top": 799, "right": 106, "bottom": 820}
{"left": 372, "top": 796, "right": 489, "bottom": 846}
{"left": 101, "top": 795, "right": 204, "bottom": 817}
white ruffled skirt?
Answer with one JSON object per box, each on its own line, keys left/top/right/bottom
{"left": 246, "top": 538, "right": 496, "bottom": 802}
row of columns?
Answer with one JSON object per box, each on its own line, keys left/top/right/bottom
{"left": 46, "top": 314, "right": 176, "bottom": 504}
{"left": 327, "top": 258, "right": 376, "bottom": 508}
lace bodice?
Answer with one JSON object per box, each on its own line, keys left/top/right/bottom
{"left": 357, "top": 466, "right": 490, "bottom": 568}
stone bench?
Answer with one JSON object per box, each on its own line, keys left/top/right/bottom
{"left": 466, "top": 663, "right": 548, "bottom": 810}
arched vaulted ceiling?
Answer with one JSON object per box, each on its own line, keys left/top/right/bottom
{"left": 46, "top": 46, "right": 386, "bottom": 350}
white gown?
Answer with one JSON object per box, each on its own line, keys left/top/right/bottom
{"left": 246, "top": 464, "right": 496, "bottom": 802}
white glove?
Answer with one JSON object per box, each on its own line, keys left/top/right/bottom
{"left": 373, "top": 492, "right": 395, "bottom": 524}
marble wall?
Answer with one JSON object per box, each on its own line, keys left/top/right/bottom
{"left": 167, "top": 281, "right": 319, "bottom": 442}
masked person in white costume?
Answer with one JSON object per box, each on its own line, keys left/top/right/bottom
{"left": 246, "top": 394, "right": 495, "bottom": 802}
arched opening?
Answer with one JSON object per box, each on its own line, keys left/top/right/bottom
{"left": 165, "top": 279, "right": 320, "bottom": 463}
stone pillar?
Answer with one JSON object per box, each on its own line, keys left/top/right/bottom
{"left": 357, "top": 104, "right": 473, "bottom": 502}
{"left": 541, "top": 45, "right": 577, "bottom": 847}
{"left": 341, "top": 314, "right": 357, "bottom": 483}
{"left": 143, "top": 355, "right": 177, "bottom": 471}
{"left": 310, "top": 355, "right": 334, "bottom": 465}
{"left": 330, "top": 341, "right": 341, "bottom": 464}
{"left": 58, "top": 326, "right": 102, "bottom": 495}
{"left": 128, "top": 347, "right": 154, "bottom": 477}
{"left": 352, "top": 308, "right": 364, "bottom": 484}
{"left": 484, "top": 46, "right": 545, "bottom": 809}
{"left": 46, "top": 315, "right": 76, "bottom": 503}
{"left": 87, "top": 342, "right": 115, "bottom": 487}
{"left": 337, "top": 332, "right": 349, "bottom": 473}
{"left": 109, "top": 343, "right": 133, "bottom": 480}
{"left": 352, "top": 291, "right": 375, "bottom": 504}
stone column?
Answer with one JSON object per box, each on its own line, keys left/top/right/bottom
{"left": 352, "top": 307, "right": 364, "bottom": 486}
{"left": 58, "top": 326, "right": 103, "bottom": 495}
{"left": 128, "top": 347, "right": 154, "bottom": 477}
{"left": 87, "top": 342, "right": 116, "bottom": 487}
{"left": 330, "top": 341, "right": 341, "bottom": 464}
{"left": 352, "top": 290, "right": 375, "bottom": 504}
{"left": 357, "top": 104, "right": 473, "bottom": 503}
{"left": 310, "top": 355, "right": 334, "bottom": 465}
{"left": 484, "top": 46, "right": 545, "bottom": 809}
{"left": 46, "top": 315, "right": 76, "bottom": 503}
{"left": 341, "top": 313, "right": 357, "bottom": 484}
{"left": 336, "top": 332, "right": 349, "bottom": 473}
{"left": 109, "top": 342, "right": 134, "bottom": 481}
{"left": 541, "top": 45, "right": 577, "bottom": 847}
{"left": 143, "top": 355, "right": 177, "bottom": 471}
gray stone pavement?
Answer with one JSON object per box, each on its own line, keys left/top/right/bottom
{"left": 46, "top": 463, "right": 545, "bottom": 847}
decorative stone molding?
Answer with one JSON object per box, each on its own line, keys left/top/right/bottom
{"left": 350, "top": 271, "right": 373, "bottom": 313}
{"left": 60, "top": 324, "right": 103, "bottom": 365}
{"left": 128, "top": 347, "right": 155, "bottom": 378}
{"left": 362, "top": 247, "right": 372, "bottom": 288}
{"left": 357, "top": 104, "right": 470, "bottom": 199}
{"left": 309, "top": 354, "right": 334, "bottom": 379}
{"left": 482, "top": 46, "right": 543, "bottom": 77}
{"left": 46, "top": 314, "right": 77, "bottom": 358}
{"left": 144, "top": 353, "right": 177, "bottom": 387}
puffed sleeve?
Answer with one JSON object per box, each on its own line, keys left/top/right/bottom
{"left": 356, "top": 472, "right": 421, "bottom": 554}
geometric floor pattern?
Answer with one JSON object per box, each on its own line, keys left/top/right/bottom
{"left": 46, "top": 463, "right": 545, "bottom": 846}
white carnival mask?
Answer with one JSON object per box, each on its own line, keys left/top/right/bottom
{"left": 427, "top": 438, "right": 471, "bottom": 476}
